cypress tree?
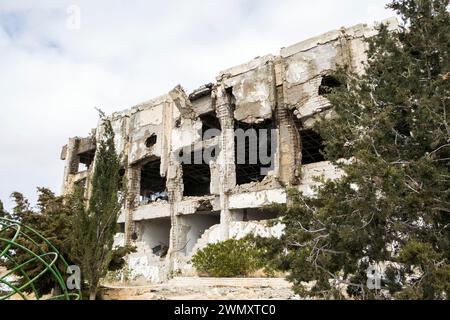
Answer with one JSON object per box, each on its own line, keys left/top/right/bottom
{"left": 70, "top": 113, "right": 123, "bottom": 300}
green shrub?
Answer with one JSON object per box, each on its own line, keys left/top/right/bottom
{"left": 191, "top": 238, "right": 263, "bottom": 277}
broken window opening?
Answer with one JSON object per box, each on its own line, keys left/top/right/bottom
{"left": 234, "top": 119, "right": 274, "bottom": 185}
{"left": 300, "top": 129, "right": 326, "bottom": 164}
{"left": 78, "top": 148, "right": 96, "bottom": 171}
{"left": 199, "top": 111, "right": 221, "bottom": 139}
{"left": 140, "top": 158, "right": 167, "bottom": 204}
{"left": 318, "top": 75, "right": 341, "bottom": 96}
{"left": 117, "top": 223, "right": 125, "bottom": 233}
{"left": 226, "top": 87, "right": 236, "bottom": 106}
{"left": 145, "top": 134, "right": 157, "bottom": 148}
{"left": 182, "top": 149, "right": 212, "bottom": 197}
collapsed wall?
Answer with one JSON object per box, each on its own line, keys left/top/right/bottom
{"left": 60, "top": 18, "right": 398, "bottom": 282}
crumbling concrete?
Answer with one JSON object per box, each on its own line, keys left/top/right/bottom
{"left": 61, "top": 18, "right": 398, "bottom": 282}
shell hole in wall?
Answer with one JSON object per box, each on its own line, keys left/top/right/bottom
{"left": 318, "top": 75, "right": 341, "bottom": 96}
{"left": 145, "top": 134, "right": 157, "bottom": 148}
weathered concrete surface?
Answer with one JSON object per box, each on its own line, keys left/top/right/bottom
{"left": 222, "top": 56, "right": 276, "bottom": 123}
{"left": 132, "top": 202, "right": 171, "bottom": 220}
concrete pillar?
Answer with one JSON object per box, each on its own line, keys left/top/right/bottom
{"left": 61, "top": 137, "right": 80, "bottom": 195}
{"left": 275, "top": 85, "right": 301, "bottom": 186}
{"left": 166, "top": 154, "right": 184, "bottom": 271}
{"left": 124, "top": 165, "right": 140, "bottom": 245}
{"left": 215, "top": 85, "right": 236, "bottom": 240}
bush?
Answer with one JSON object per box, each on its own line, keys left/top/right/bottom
{"left": 191, "top": 238, "right": 263, "bottom": 277}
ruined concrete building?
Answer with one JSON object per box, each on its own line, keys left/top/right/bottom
{"left": 60, "top": 18, "right": 398, "bottom": 282}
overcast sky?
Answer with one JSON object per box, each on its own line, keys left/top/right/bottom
{"left": 0, "top": 0, "right": 395, "bottom": 211}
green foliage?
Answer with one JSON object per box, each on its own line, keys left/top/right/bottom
{"left": 108, "top": 245, "right": 136, "bottom": 272}
{"left": 191, "top": 238, "right": 263, "bottom": 277}
{"left": 69, "top": 112, "right": 124, "bottom": 300}
{"left": 1, "top": 188, "right": 75, "bottom": 297}
{"left": 0, "top": 200, "right": 9, "bottom": 219}
{"left": 246, "top": 234, "right": 288, "bottom": 277}
{"left": 1, "top": 111, "right": 131, "bottom": 299}
{"left": 277, "top": 0, "right": 450, "bottom": 299}
{"left": 1, "top": 185, "right": 131, "bottom": 299}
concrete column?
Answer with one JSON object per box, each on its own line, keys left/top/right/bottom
{"left": 61, "top": 137, "right": 80, "bottom": 195}
{"left": 124, "top": 165, "right": 140, "bottom": 245}
{"left": 219, "top": 194, "right": 232, "bottom": 240}
{"left": 216, "top": 85, "right": 236, "bottom": 241}
{"left": 166, "top": 154, "right": 184, "bottom": 271}
{"left": 275, "top": 85, "right": 301, "bottom": 186}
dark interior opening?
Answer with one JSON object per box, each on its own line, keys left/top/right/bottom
{"left": 300, "top": 129, "right": 326, "bottom": 164}
{"left": 226, "top": 87, "right": 236, "bottom": 105}
{"left": 145, "top": 134, "right": 157, "bottom": 148}
{"left": 199, "top": 111, "right": 221, "bottom": 138}
{"left": 241, "top": 208, "right": 280, "bottom": 222}
{"left": 137, "top": 218, "right": 170, "bottom": 257}
{"left": 78, "top": 149, "right": 96, "bottom": 170}
{"left": 318, "top": 75, "right": 341, "bottom": 95}
{"left": 180, "top": 212, "right": 220, "bottom": 255}
{"left": 234, "top": 119, "right": 274, "bottom": 185}
{"left": 140, "top": 158, "right": 167, "bottom": 203}
{"left": 182, "top": 149, "right": 212, "bottom": 197}
{"left": 118, "top": 223, "right": 125, "bottom": 233}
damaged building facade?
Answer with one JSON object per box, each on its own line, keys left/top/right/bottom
{"left": 60, "top": 19, "right": 398, "bottom": 282}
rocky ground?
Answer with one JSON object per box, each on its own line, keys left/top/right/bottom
{"left": 2, "top": 265, "right": 299, "bottom": 300}
{"left": 100, "top": 277, "right": 299, "bottom": 300}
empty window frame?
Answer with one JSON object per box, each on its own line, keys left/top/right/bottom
{"left": 300, "top": 129, "right": 325, "bottom": 164}
{"left": 182, "top": 149, "right": 212, "bottom": 197}
{"left": 234, "top": 119, "right": 274, "bottom": 185}
{"left": 140, "top": 158, "right": 167, "bottom": 203}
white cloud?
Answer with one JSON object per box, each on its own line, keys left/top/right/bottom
{"left": 0, "top": 0, "right": 394, "bottom": 211}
